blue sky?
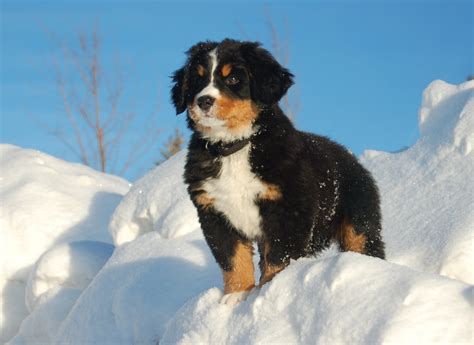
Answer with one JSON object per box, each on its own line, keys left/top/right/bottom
{"left": 1, "top": 0, "right": 472, "bottom": 180}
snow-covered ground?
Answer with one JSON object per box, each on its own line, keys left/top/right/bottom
{"left": 361, "top": 80, "right": 474, "bottom": 284}
{"left": 0, "top": 146, "right": 130, "bottom": 343}
{"left": 2, "top": 79, "right": 473, "bottom": 344}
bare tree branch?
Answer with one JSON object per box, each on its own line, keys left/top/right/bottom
{"left": 53, "top": 59, "right": 89, "bottom": 165}
{"left": 159, "top": 127, "right": 185, "bottom": 162}
{"left": 263, "top": 7, "right": 299, "bottom": 121}
{"left": 41, "top": 26, "right": 164, "bottom": 177}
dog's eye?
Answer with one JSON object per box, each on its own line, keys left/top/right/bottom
{"left": 225, "top": 75, "right": 240, "bottom": 85}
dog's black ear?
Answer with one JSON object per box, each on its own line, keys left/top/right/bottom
{"left": 242, "top": 42, "right": 294, "bottom": 107}
{"left": 171, "top": 65, "right": 189, "bottom": 115}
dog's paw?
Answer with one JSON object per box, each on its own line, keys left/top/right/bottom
{"left": 219, "top": 290, "right": 252, "bottom": 306}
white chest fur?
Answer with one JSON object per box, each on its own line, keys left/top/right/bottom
{"left": 202, "top": 145, "right": 265, "bottom": 239}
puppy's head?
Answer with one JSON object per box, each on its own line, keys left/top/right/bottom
{"left": 171, "top": 39, "right": 293, "bottom": 142}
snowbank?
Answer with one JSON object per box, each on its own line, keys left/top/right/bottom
{"left": 4, "top": 79, "right": 474, "bottom": 344}
{"left": 362, "top": 80, "right": 474, "bottom": 284}
{"left": 0, "top": 145, "right": 130, "bottom": 343}
{"left": 25, "top": 241, "right": 114, "bottom": 313}
{"left": 162, "top": 254, "right": 472, "bottom": 344}
{"left": 50, "top": 80, "right": 474, "bottom": 344}
{"left": 12, "top": 241, "right": 114, "bottom": 344}
{"left": 54, "top": 231, "right": 219, "bottom": 344}
{"left": 108, "top": 150, "right": 200, "bottom": 245}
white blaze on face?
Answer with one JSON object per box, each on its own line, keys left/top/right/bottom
{"left": 190, "top": 48, "right": 258, "bottom": 143}
{"left": 195, "top": 49, "right": 221, "bottom": 101}
{"left": 192, "top": 49, "right": 226, "bottom": 131}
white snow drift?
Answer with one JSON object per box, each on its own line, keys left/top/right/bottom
{"left": 108, "top": 150, "right": 200, "bottom": 246}
{"left": 0, "top": 145, "right": 129, "bottom": 343}
{"left": 3, "top": 79, "right": 473, "bottom": 344}
{"left": 162, "top": 254, "right": 472, "bottom": 344}
{"left": 362, "top": 80, "right": 474, "bottom": 284}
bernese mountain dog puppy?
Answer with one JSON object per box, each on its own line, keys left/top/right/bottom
{"left": 171, "top": 39, "right": 385, "bottom": 305}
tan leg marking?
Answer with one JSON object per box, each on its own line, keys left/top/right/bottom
{"left": 258, "top": 241, "right": 288, "bottom": 287}
{"left": 259, "top": 183, "right": 282, "bottom": 201}
{"left": 195, "top": 193, "right": 214, "bottom": 210}
{"left": 259, "top": 264, "right": 286, "bottom": 286}
{"left": 336, "top": 218, "right": 367, "bottom": 254}
{"left": 223, "top": 241, "right": 255, "bottom": 294}
{"left": 221, "top": 64, "right": 232, "bottom": 77}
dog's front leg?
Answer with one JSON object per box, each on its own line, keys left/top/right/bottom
{"left": 197, "top": 209, "right": 255, "bottom": 306}
{"left": 220, "top": 240, "right": 255, "bottom": 305}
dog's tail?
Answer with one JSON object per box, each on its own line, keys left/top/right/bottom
{"left": 337, "top": 163, "right": 385, "bottom": 259}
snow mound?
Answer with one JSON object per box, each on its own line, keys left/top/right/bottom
{"left": 362, "top": 79, "right": 474, "bottom": 284}
{"left": 419, "top": 79, "right": 474, "bottom": 155}
{"left": 50, "top": 79, "right": 474, "bottom": 345}
{"left": 10, "top": 287, "right": 81, "bottom": 345}
{"left": 25, "top": 241, "right": 114, "bottom": 312}
{"left": 109, "top": 150, "right": 200, "bottom": 246}
{"left": 12, "top": 241, "right": 114, "bottom": 345}
{"left": 162, "top": 254, "right": 473, "bottom": 345}
{"left": 53, "top": 231, "right": 219, "bottom": 344}
{"left": 0, "top": 144, "right": 130, "bottom": 343}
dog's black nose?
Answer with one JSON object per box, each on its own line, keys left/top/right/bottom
{"left": 197, "top": 96, "right": 215, "bottom": 111}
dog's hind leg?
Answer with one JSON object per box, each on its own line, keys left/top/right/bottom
{"left": 258, "top": 240, "right": 289, "bottom": 287}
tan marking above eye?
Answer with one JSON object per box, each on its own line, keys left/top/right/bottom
{"left": 222, "top": 64, "right": 232, "bottom": 77}
{"left": 197, "top": 65, "right": 206, "bottom": 77}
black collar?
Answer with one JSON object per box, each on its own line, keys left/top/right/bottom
{"left": 205, "top": 138, "right": 251, "bottom": 157}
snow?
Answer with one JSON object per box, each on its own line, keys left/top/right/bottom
{"left": 162, "top": 254, "right": 472, "bottom": 345}
{"left": 12, "top": 241, "right": 114, "bottom": 345}
{"left": 25, "top": 241, "right": 115, "bottom": 312}
{"left": 0, "top": 145, "right": 130, "bottom": 343}
{"left": 53, "top": 231, "right": 219, "bottom": 344}
{"left": 108, "top": 150, "right": 200, "bottom": 245}
{"left": 361, "top": 79, "right": 474, "bottom": 284}
{"left": 2, "top": 79, "right": 473, "bottom": 344}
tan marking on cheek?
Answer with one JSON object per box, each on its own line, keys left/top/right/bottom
{"left": 258, "top": 241, "right": 288, "bottom": 287}
{"left": 195, "top": 193, "right": 214, "bottom": 210}
{"left": 336, "top": 219, "right": 367, "bottom": 254}
{"left": 197, "top": 65, "right": 206, "bottom": 77}
{"left": 215, "top": 97, "right": 259, "bottom": 131}
{"left": 221, "top": 64, "right": 232, "bottom": 77}
{"left": 188, "top": 107, "right": 199, "bottom": 121}
{"left": 223, "top": 241, "right": 255, "bottom": 294}
{"left": 259, "top": 183, "right": 282, "bottom": 201}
